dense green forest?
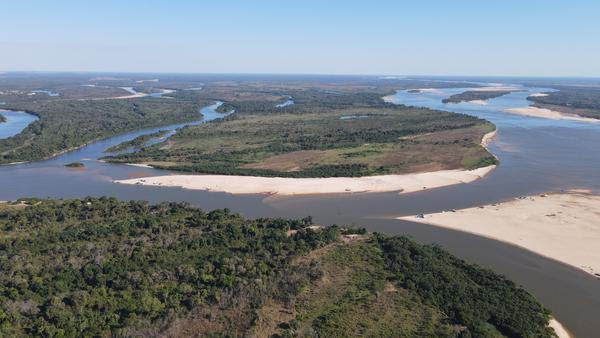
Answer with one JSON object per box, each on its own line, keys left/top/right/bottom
{"left": 104, "top": 90, "right": 497, "bottom": 177}
{"left": 105, "top": 130, "right": 170, "bottom": 153}
{"left": 442, "top": 90, "right": 515, "bottom": 104}
{"left": 0, "top": 198, "right": 554, "bottom": 337}
{"left": 527, "top": 87, "right": 600, "bottom": 119}
{"left": 0, "top": 98, "right": 210, "bottom": 164}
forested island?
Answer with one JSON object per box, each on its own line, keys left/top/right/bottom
{"left": 0, "top": 198, "right": 555, "bottom": 337}
{"left": 104, "top": 86, "right": 497, "bottom": 177}
{"left": 64, "top": 162, "right": 84, "bottom": 168}
{"left": 105, "top": 130, "right": 169, "bottom": 153}
{"left": 0, "top": 98, "right": 209, "bottom": 164}
{"left": 442, "top": 90, "right": 515, "bottom": 104}
{"left": 0, "top": 114, "right": 5, "bottom": 123}
{"left": 527, "top": 86, "right": 600, "bottom": 120}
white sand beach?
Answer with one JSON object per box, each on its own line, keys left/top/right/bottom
{"left": 529, "top": 92, "right": 549, "bottom": 97}
{"left": 468, "top": 99, "right": 489, "bottom": 105}
{"left": 382, "top": 94, "right": 396, "bottom": 102}
{"left": 398, "top": 192, "right": 600, "bottom": 277}
{"left": 480, "top": 129, "right": 497, "bottom": 147}
{"left": 125, "top": 163, "right": 154, "bottom": 168}
{"left": 505, "top": 107, "right": 599, "bottom": 123}
{"left": 414, "top": 88, "right": 445, "bottom": 94}
{"left": 114, "top": 165, "right": 496, "bottom": 196}
{"left": 549, "top": 318, "right": 572, "bottom": 338}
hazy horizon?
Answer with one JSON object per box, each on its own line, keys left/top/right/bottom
{"left": 2, "top": 0, "right": 600, "bottom": 77}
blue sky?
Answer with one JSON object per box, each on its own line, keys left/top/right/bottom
{"left": 1, "top": 0, "right": 599, "bottom": 76}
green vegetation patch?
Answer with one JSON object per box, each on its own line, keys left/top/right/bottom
{"left": 0, "top": 198, "right": 337, "bottom": 336}
{"left": 442, "top": 90, "right": 516, "bottom": 104}
{"left": 291, "top": 240, "right": 458, "bottom": 337}
{"left": 104, "top": 97, "right": 496, "bottom": 177}
{"left": 0, "top": 198, "right": 554, "bottom": 337}
{"left": 105, "top": 130, "right": 170, "bottom": 153}
{"left": 64, "top": 162, "right": 84, "bottom": 168}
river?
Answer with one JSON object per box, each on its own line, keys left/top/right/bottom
{"left": 0, "top": 110, "right": 39, "bottom": 139}
{"left": 0, "top": 85, "right": 598, "bottom": 336}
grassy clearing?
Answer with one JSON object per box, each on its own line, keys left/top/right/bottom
{"left": 290, "top": 241, "right": 458, "bottom": 337}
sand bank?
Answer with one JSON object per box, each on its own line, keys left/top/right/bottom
{"left": 549, "top": 318, "right": 572, "bottom": 338}
{"left": 529, "top": 92, "right": 549, "bottom": 97}
{"left": 505, "top": 107, "right": 599, "bottom": 123}
{"left": 398, "top": 192, "right": 600, "bottom": 277}
{"left": 414, "top": 88, "right": 445, "bottom": 94}
{"left": 467, "top": 99, "right": 489, "bottom": 105}
{"left": 125, "top": 163, "right": 154, "bottom": 168}
{"left": 480, "top": 129, "right": 497, "bottom": 147}
{"left": 114, "top": 165, "right": 495, "bottom": 196}
{"left": 382, "top": 94, "right": 396, "bottom": 103}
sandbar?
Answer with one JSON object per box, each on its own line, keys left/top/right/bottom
{"left": 398, "top": 192, "right": 600, "bottom": 277}
{"left": 114, "top": 165, "right": 496, "bottom": 196}
{"left": 505, "top": 107, "right": 599, "bottom": 123}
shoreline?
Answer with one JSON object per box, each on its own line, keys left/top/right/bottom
{"left": 0, "top": 115, "right": 203, "bottom": 167}
{"left": 114, "top": 165, "right": 496, "bottom": 196}
{"left": 89, "top": 87, "right": 148, "bottom": 100}
{"left": 549, "top": 318, "right": 572, "bottom": 338}
{"left": 397, "top": 191, "right": 600, "bottom": 278}
{"left": 505, "top": 106, "right": 599, "bottom": 123}
{"left": 480, "top": 129, "right": 497, "bottom": 147}
{"left": 467, "top": 99, "right": 488, "bottom": 105}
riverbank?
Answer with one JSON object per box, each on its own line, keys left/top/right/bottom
{"left": 398, "top": 191, "right": 600, "bottom": 277}
{"left": 468, "top": 99, "right": 488, "bottom": 105}
{"left": 114, "top": 165, "right": 496, "bottom": 196}
{"left": 549, "top": 318, "right": 572, "bottom": 338}
{"left": 505, "top": 106, "right": 599, "bottom": 123}
{"left": 480, "top": 129, "right": 497, "bottom": 147}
